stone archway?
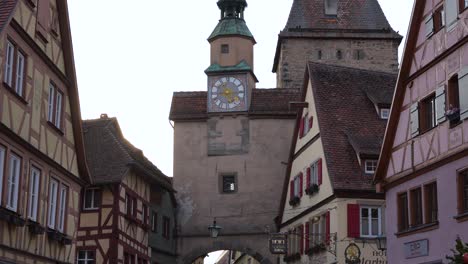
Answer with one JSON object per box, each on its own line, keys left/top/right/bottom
{"left": 177, "top": 234, "right": 276, "bottom": 264}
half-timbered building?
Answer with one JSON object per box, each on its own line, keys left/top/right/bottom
{"left": 0, "top": 0, "right": 90, "bottom": 263}
{"left": 375, "top": 0, "right": 468, "bottom": 263}
{"left": 278, "top": 63, "right": 396, "bottom": 264}
{"left": 78, "top": 115, "right": 174, "bottom": 264}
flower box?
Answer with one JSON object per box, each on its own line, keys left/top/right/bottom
{"left": 446, "top": 108, "right": 460, "bottom": 125}
{"left": 61, "top": 235, "right": 73, "bottom": 245}
{"left": 305, "top": 184, "right": 319, "bottom": 195}
{"left": 288, "top": 196, "right": 300, "bottom": 206}
{"left": 47, "top": 229, "right": 63, "bottom": 241}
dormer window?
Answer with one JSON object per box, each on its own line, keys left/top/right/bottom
{"left": 325, "top": 0, "right": 338, "bottom": 16}
{"left": 380, "top": 108, "right": 390, "bottom": 119}
{"left": 365, "top": 160, "right": 378, "bottom": 174}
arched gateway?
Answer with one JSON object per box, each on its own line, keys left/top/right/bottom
{"left": 168, "top": 0, "right": 301, "bottom": 263}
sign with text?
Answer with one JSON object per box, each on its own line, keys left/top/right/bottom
{"left": 269, "top": 233, "right": 288, "bottom": 254}
{"left": 404, "top": 239, "right": 429, "bottom": 259}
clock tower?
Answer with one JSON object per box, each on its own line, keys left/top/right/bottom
{"left": 206, "top": 0, "right": 257, "bottom": 113}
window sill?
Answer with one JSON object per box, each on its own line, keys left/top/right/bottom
{"left": 82, "top": 208, "right": 100, "bottom": 213}
{"left": 3, "top": 82, "right": 28, "bottom": 105}
{"left": 395, "top": 221, "right": 439, "bottom": 238}
{"left": 47, "top": 121, "right": 64, "bottom": 136}
{"left": 454, "top": 212, "right": 468, "bottom": 223}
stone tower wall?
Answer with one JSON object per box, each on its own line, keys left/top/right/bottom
{"left": 276, "top": 38, "right": 400, "bottom": 89}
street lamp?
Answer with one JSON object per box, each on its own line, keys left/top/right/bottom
{"left": 208, "top": 219, "right": 222, "bottom": 238}
{"left": 376, "top": 235, "right": 387, "bottom": 251}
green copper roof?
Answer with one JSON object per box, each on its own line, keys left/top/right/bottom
{"left": 205, "top": 60, "right": 252, "bottom": 73}
{"left": 208, "top": 18, "right": 254, "bottom": 41}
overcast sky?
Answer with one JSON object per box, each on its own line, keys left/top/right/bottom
{"left": 67, "top": 0, "right": 413, "bottom": 262}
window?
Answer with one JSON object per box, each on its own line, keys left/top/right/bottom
{"left": 163, "top": 216, "right": 170, "bottom": 239}
{"left": 434, "top": 6, "right": 445, "bottom": 32}
{"left": 48, "top": 179, "right": 58, "bottom": 228}
{"left": 365, "top": 160, "right": 378, "bottom": 174}
{"left": 125, "top": 193, "right": 135, "bottom": 217}
{"left": 448, "top": 75, "right": 460, "bottom": 113}
{"left": 410, "top": 188, "right": 423, "bottom": 227}
{"left": 311, "top": 215, "right": 326, "bottom": 246}
{"left": 6, "top": 154, "right": 21, "bottom": 211}
{"left": 303, "top": 113, "right": 309, "bottom": 135}
{"left": 83, "top": 188, "right": 101, "bottom": 210}
{"left": 28, "top": 167, "right": 41, "bottom": 221}
{"left": 446, "top": 0, "right": 459, "bottom": 27}
{"left": 424, "top": 182, "right": 438, "bottom": 224}
{"left": 324, "top": 0, "right": 338, "bottom": 15}
{"left": 221, "top": 44, "right": 229, "bottom": 54}
{"left": 4, "top": 40, "right": 26, "bottom": 97}
{"left": 124, "top": 252, "right": 135, "bottom": 264}
{"left": 398, "top": 192, "right": 409, "bottom": 231}
{"left": 360, "top": 207, "right": 382, "bottom": 237}
{"left": 57, "top": 184, "right": 68, "bottom": 232}
{"left": 458, "top": 171, "right": 468, "bottom": 214}
{"left": 0, "top": 147, "right": 5, "bottom": 204}
{"left": 317, "top": 50, "right": 322, "bottom": 60}
{"left": 293, "top": 175, "right": 301, "bottom": 197}
{"left": 288, "top": 227, "right": 301, "bottom": 254}
{"left": 380, "top": 108, "right": 390, "bottom": 119}
{"left": 420, "top": 94, "right": 437, "bottom": 132}
{"left": 151, "top": 212, "right": 157, "bottom": 232}
{"left": 222, "top": 174, "right": 236, "bottom": 193}
{"left": 457, "top": 68, "right": 468, "bottom": 120}
{"left": 309, "top": 161, "right": 319, "bottom": 186}
{"left": 336, "top": 50, "right": 342, "bottom": 60}
{"left": 47, "top": 83, "right": 63, "bottom": 129}
{"left": 354, "top": 50, "right": 365, "bottom": 60}
{"left": 77, "top": 250, "right": 95, "bottom": 264}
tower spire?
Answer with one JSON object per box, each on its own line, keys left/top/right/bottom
{"left": 217, "top": 0, "right": 248, "bottom": 19}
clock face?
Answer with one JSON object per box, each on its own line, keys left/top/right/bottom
{"left": 209, "top": 76, "right": 247, "bottom": 111}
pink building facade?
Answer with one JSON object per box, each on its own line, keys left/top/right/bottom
{"left": 375, "top": 0, "right": 468, "bottom": 263}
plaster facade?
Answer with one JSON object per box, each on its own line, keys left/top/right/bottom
{"left": 375, "top": 0, "right": 468, "bottom": 263}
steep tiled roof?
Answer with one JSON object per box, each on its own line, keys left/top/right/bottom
{"left": 0, "top": 0, "right": 17, "bottom": 33}
{"left": 283, "top": 0, "right": 398, "bottom": 33}
{"left": 83, "top": 117, "right": 173, "bottom": 191}
{"left": 169, "top": 88, "right": 301, "bottom": 121}
{"left": 308, "top": 63, "right": 397, "bottom": 190}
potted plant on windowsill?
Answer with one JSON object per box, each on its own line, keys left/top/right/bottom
{"left": 47, "top": 228, "right": 63, "bottom": 241}
{"left": 288, "top": 196, "right": 300, "bottom": 206}
{"left": 305, "top": 184, "right": 319, "bottom": 195}
{"left": 312, "top": 243, "right": 326, "bottom": 253}
{"left": 446, "top": 106, "right": 460, "bottom": 125}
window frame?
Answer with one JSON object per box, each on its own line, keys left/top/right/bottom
{"left": 3, "top": 39, "right": 27, "bottom": 98}
{"left": 359, "top": 206, "right": 382, "bottom": 238}
{"left": 6, "top": 153, "right": 21, "bottom": 212}
{"left": 221, "top": 173, "right": 237, "bottom": 194}
{"left": 423, "top": 182, "right": 438, "bottom": 224}
{"left": 397, "top": 192, "right": 409, "bottom": 232}
{"left": 162, "top": 216, "right": 170, "bottom": 239}
{"left": 420, "top": 93, "right": 437, "bottom": 133}
{"left": 364, "top": 160, "right": 378, "bottom": 175}
{"left": 221, "top": 44, "right": 229, "bottom": 54}
{"left": 460, "top": 0, "right": 468, "bottom": 12}
{"left": 83, "top": 188, "right": 101, "bottom": 210}
{"left": 57, "top": 184, "right": 68, "bottom": 232}
{"left": 310, "top": 160, "right": 319, "bottom": 185}
{"left": 410, "top": 187, "right": 423, "bottom": 227}
{"left": 28, "top": 166, "right": 41, "bottom": 221}
{"left": 0, "top": 146, "right": 5, "bottom": 205}
{"left": 151, "top": 211, "right": 157, "bottom": 233}
{"left": 458, "top": 170, "right": 468, "bottom": 215}
{"left": 47, "top": 82, "right": 64, "bottom": 130}
{"left": 77, "top": 249, "right": 96, "bottom": 264}
{"left": 380, "top": 108, "right": 390, "bottom": 119}
{"left": 47, "top": 179, "right": 58, "bottom": 229}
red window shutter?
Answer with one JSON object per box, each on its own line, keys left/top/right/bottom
{"left": 299, "top": 117, "right": 305, "bottom": 138}
{"left": 290, "top": 181, "right": 294, "bottom": 200}
{"left": 305, "top": 222, "right": 310, "bottom": 250}
{"left": 306, "top": 167, "right": 311, "bottom": 188}
{"left": 309, "top": 116, "right": 313, "bottom": 129}
{"left": 326, "top": 211, "right": 330, "bottom": 245}
{"left": 347, "top": 204, "right": 360, "bottom": 238}
{"left": 299, "top": 173, "right": 303, "bottom": 197}
{"left": 299, "top": 224, "right": 304, "bottom": 254}
{"left": 318, "top": 158, "right": 323, "bottom": 185}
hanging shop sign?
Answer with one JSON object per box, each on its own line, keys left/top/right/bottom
{"left": 269, "top": 233, "right": 288, "bottom": 254}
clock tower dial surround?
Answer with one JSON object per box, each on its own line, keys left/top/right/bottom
{"left": 208, "top": 74, "right": 249, "bottom": 112}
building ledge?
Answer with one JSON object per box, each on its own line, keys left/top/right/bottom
{"left": 454, "top": 212, "right": 468, "bottom": 223}
{"left": 395, "top": 222, "right": 439, "bottom": 238}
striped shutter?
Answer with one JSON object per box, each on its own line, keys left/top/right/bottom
{"left": 347, "top": 204, "right": 360, "bottom": 238}
{"left": 318, "top": 159, "right": 323, "bottom": 185}
{"left": 309, "top": 116, "right": 314, "bottom": 129}
{"left": 435, "top": 86, "right": 446, "bottom": 124}
{"left": 459, "top": 67, "right": 468, "bottom": 120}
{"left": 410, "top": 103, "right": 420, "bottom": 138}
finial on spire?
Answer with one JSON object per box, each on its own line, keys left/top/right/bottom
{"left": 217, "top": 0, "right": 248, "bottom": 20}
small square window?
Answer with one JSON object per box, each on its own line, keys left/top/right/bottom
{"left": 380, "top": 108, "right": 390, "bottom": 119}
{"left": 336, "top": 50, "right": 343, "bottom": 60}
{"left": 221, "top": 44, "right": 229, "bottom": 54}
{"left": 364, "top": 160, "right": 378, "bottom": 174}
{"left": 324, "top": 0, "right": 338, "bottom": 15}
{"left": 83, "top": 188, "right": 101, "bottom": 210}
{"left": 222, "top": 174, "right": 237, "bottom": 193}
